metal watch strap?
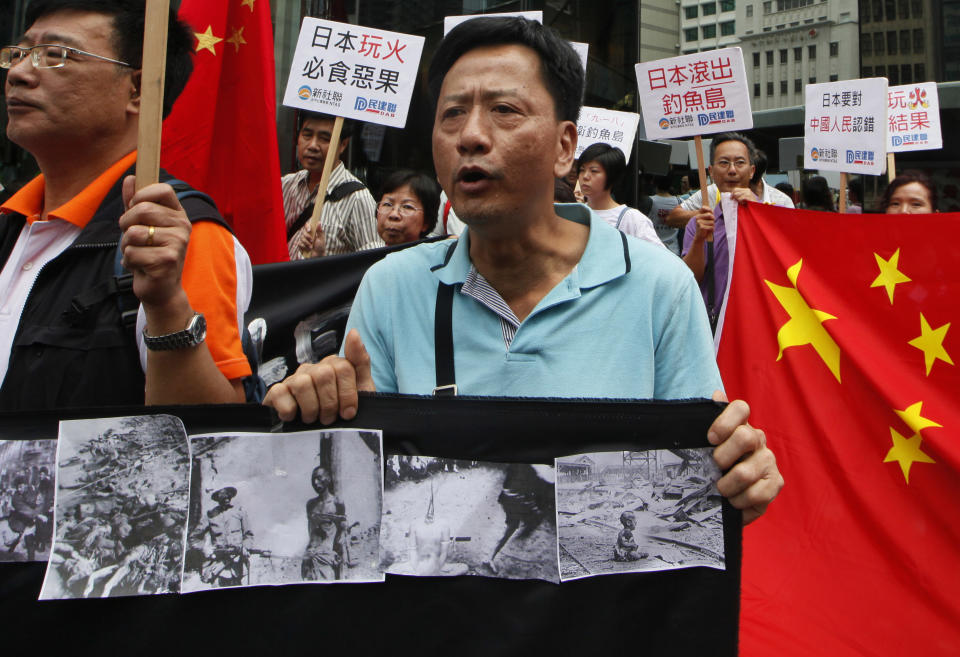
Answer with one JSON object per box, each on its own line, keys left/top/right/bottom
{"left": 142, "top": 312, "right": 206, "bottom": 351}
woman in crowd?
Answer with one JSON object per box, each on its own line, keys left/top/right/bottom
{"left": 801, "top": 176, "right": 835, "bottom": 212}
{"left": 880, "top": 170, "right": 937, "bottom": 214}
{"left": 577, "top": 143, "right": 663, "bottom": 247}
{"left": 376, "top": 171, "right": 441, "bottom": 246}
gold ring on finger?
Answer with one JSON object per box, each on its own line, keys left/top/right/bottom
{"left": 146, "top": 225, "right": 155, "bottom": 247}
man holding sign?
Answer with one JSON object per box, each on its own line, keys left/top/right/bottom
{"left": 266, "top": 17, "right": 782, "bottom": 525}
{"left": 282, "top": 112, "right": 381, "bottom": 259}
{"left": 0, "top": 0, "right": 251, "bottom": 409}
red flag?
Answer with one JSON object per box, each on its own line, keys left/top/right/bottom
{"left": 161, "top": 0, "right": 288, "bottom": 264}
{"left": 717, "top": 204, "right": 960, "bottom": 656}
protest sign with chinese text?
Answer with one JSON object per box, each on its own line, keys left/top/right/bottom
{"left": 282, "top": 18, "right": 424, "bottom": 129}
{"left": 575, "top": 107, "right": 640, "bottom": 161}
{"left": 634, "top": 48, "right": 752, "bottom": 140}
{"left": 887, "top": 82, "right": 942, "bottom": 152}
{"left": 804, "top": 78, "right": 888, "bottom": 175}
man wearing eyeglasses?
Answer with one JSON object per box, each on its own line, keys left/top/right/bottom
{"left": 666, "top": 133, "right": 794, "bottom": 331}
{"left": 282, "top": 112, "right": 382, "bottom": 259}
{"left": 0, "top": 1, "right": 252, "bottom": 410}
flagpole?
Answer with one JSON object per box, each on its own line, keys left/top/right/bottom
{"left": 301, "top": 115, "right": 344, "bottom": 259}
{"left": 887, "top": 153, "right": 896, "bottom": 182}
{"left": 839, "top": 171, "right": 847, "bottom": 213}
{"left": 136, "top": 0, "right": 170, "bottom": 190}
{"left": 693, "top": 135, "right": 713, "bottom": 242}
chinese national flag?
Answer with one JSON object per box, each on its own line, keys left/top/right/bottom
{"left": 161, "top": 0, "right": 288, "bottom": 264}
{"left": 717, "top": 204, "right": 960, "bottom": 656}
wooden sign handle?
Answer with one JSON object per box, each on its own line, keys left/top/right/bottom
{"left": 839, "top": 172, "right": 847, "bottom": 214}
{"left": 694, "top": 135, "right": 713, "bottom": 242}
{"left": 135, "top": 0, "right": 170, "bottom": 190}
{"left": 300, "top": 115, "right": 344, "bottom": 259}
{"left": 887, "top": 153, "right": 896, "bottom": 183}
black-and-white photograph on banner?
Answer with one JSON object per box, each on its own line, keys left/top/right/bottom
{"left": 39, "top": 415, "right": 191, "bottom": 600}
{"left": 380, "top": 456, "right": 558, "bottom": 583}
{"left": 183, "top": 430, "right": 383, "bottom": 592}
{"left": 0, "top": 439, "right": 56, "bottom": 563}
{"left": 556, "top": 449, "right": 725, "bottom": 582}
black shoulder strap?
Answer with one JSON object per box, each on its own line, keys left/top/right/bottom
{"left": 433, "top": 282, "right": 456, "bottom": 397}
{"left": 286, "top": 180, "right": 366, "bottom": 241}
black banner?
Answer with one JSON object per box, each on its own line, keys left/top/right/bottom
{"left": 0, "top": 395, "right": 740, "bottom": 656}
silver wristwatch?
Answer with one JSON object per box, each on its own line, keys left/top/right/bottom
{"left": 142, "top": 313, "right": 207, "bottom": 351}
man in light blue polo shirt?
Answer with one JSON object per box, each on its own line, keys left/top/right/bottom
{"left": 265, "top": 17, "right": 783, "bottom": 524}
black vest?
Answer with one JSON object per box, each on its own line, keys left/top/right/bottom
{"left": 0, "top": 169, "right": 223, "bottom": 411}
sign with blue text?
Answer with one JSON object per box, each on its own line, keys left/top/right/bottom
{"left": 576, "top": 107, "right": 640, "bottom": 161}
{"left": 887, "top": 82, "right": 942, "bottom": 153}
{"left": 804, "top": 78, "right": 888, "bottom": 175}
{"left": 634, "top": 48, "right": 752, "bottom": 140}
{"left": 282, "top": 18, "right": 424, "bottom": 129}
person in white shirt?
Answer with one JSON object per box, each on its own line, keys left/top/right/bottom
{"left": 577, "top": 143, "right": 664, "bottom": 248}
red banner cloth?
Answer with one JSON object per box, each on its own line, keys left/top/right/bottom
{"left": 717, "top": 203, "right": 960, "bottom": 656}
{"left": 161, "top": 0, "right": 288, "bottom": 264}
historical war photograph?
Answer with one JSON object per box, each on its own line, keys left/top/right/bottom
{"left": 183, "top": 429, "right": 383, "bottom": 592}
{"left": 380, "top": 456, "right": 558, "bottom": 582}
{"left": 556, "top": 449, "right": 726, "bottom": 582}
{"left": 0, "top": 439, "right": 56, "bottom": 563}
{"left": 39, "top": 415, "right": 191, "bottom": 599}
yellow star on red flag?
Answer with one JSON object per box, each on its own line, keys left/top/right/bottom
{"left": 883, "top": 428, "right": 935, "bottom": 484}
{"left": 907, "top": 313, "right": 953, "bottom": 376}
{"left": 194, "top": 26, "right": 222, "bottom": 56}
{"left": 226, "top": 27, "right": 247, "bottom": 53}
{"left": 765, "top": 259, "right": 841, "bottom": 382}
{"left": 894, "top": 401, "right": 942, "bottom": 434}
{"left": 241, "top": 0, "right": 256, "bottom": 10}
{"left": 870, "top": 248, "right": 911, "bottom": 304}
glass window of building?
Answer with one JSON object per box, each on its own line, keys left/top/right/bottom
{"left": 794, "top": 46, "right": 802, "bottom": 60}
{"left": 898, "top": 0, "right": 909, "bottom": 19}
{"left": 873, "top": 0, "right": 883, "bottom": 20}
{"left": 901, "top": 64, "right": 912, "bottom": 84}
{"left": 703, "top": 2, "right": 717, "bottom": 15}
{"left": 809, "top": 76, "right": 816, "bottom": 84}
{"left": 913, "top": 29, "right": 924, "bottom": 54}
{"left": 900, "top": 30, "right": 909, "bottom": 54}
{"left": 863, "top": 66, "right": 873, "bottom": 76}
{"left": 875, "top": 64, "right": 886, "bottom": 77}
{"left": 829, "top": 41, "right": 839, "bottom": 56}
{"left": 780, "top": 80, "right": 788, "bottom": 94}
{"left": 862, "top": 37, "right": 872, "bottom": 56}
{"left": 685, "top": 27, "right": 699, "bottom": 41}
{"left": 685, "top": 5, "right": 699, "bottom": 19}
{"left": 747, "top": 4, "right": 754, "bottom": 17}
{"left": 763, "top": 1, "right": 772, "bottom": 14}
{"left": 910, "top": 0, "right": 922, "bottom": 17}
{"left": 767, "top": 81, "right": 774, "bottom": 95}
{"left": 766, "top": 50, "right": 774, "bottom": 65}
{"left": 914, "top": 63, "right": 924, "bottom": 80}
{"left": 861, "top": 0, "right": 871, "bottom": 22}
{"left": 889, "top": 66, "right": 900, "bottom": 85}
{"left": 795, "top": 78, "right": 802, "bottom": 92}
{"left": 874, "top": 32, "right": 884, "bottom": 54}
{"left": 780, "top": 49, "right": 788, "bottom": 63}
{"left": 721, "top": 21, "right": 736, "bottom": 35}
{"left": 703, "top": 23, "right": 717, "bottom": 38}
{"left": 829, "top": 74, "right": 838, "bottom": 81}
{"left": 884, "top": 0, "right": 895, "bottom": 19}
{"left": 887, "top": 31, "right": 897, "bottom": 55}
{"left": 721, "top": 0, "right": 736, "bottom": 11}
{"left": 808, "top": 44, "right": 816, "bottom": 59}
{"left": 754, "top": 82, "right": 761, "bottom": 96}
{"left": 753, "top": 52, "right": 761, "bottom": 66}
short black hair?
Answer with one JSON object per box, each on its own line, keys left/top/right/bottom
{"left": 577, "top": 143, "right": 626, "bottom": 190}
{"left": 428, "top": 17, "right": 584, "bottom": 123}
{"left": 298, "top": 111, "right": 355, "bottom": 141}
{"left": 26, "top": 0, "right": 194, "bottom": 118}
{"left": 709, "top": 132, "right": 758, "bottom": 165}
{"left": 848, "top": 177, "right": 863, "bottom": 204}
{"left": 554, "top": 178, "right": 576, "bottom": 203}
{"left": 751, "top": 149, "right": 767, "bottom": 185}
{"left": 801, "top": 175, "right": 834, "bottom": 211}
{"left": 379, "top": 170, "right": 441, "bottom": 236}
{"left": 652, "top": 175, "right": 672, "bottom": 192}
{"left": 879, "top": 169, "right": 937, "bottom": 212}
{"left": 774, "top": 181, "right": 794, "bottom": 198}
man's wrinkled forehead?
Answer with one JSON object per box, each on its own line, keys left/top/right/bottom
{"left": 20, "top": 10, "right": 115, "bottom": 49}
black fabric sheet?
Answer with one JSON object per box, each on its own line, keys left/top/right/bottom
{"left": 0, "top": 395, "right": 740, "bottom": 656}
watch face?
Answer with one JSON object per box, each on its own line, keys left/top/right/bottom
{"left": 190, "top": 313, "right": 207, "bottom": 344}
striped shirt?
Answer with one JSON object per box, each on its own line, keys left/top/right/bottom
{"left": 281, "top": 163, "right": 383, "bottom": 259}
{"left": 461, "top": 267, "right": 522, "bottom": 349}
